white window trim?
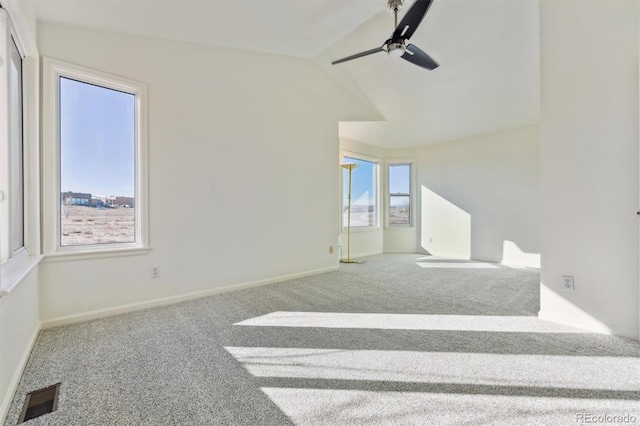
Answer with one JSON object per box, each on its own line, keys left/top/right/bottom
{"left": 340, "top": 150, "right": 381, "bottom": 231}
{"left": 385, "top": 159, "right": 416, "bottom": 228}
{"left": 0, "top": 5, "right": 42, "bottom": 295}
{"left": 42, "top": 57, "right": 149, "bottom": 258}
{"left": 0, "top": 9, "right": 19, "bottom": 261}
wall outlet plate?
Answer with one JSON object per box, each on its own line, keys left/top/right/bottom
{"left": 151, "top": 266, "right": 160, "bottom": 278}
{"left": 562, "top": 275, "right": 574, "bottom": 291}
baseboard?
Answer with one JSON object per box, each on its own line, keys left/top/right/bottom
{"left": 538, "top": 310, "right": 638, "bottom": 340}
{"left": 383, "top": 250, "right": 419, "bottom": 254}
{"left": 343, "top": 250, "right": 383, "bottom": 259}
{"left": 41, "top": 265, "right": 339, "bottom": 329}
{"left": 501, "top": 260, "right": 541, "bottom": 269}
{"left": 1, "top": 323, "right": 40, "bottom": 423}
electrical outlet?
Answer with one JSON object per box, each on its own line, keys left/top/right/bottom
{"left": 429, "top": 237, "right": 433, "bottom": 243}
{"left": 562, "top": 275, "right": 574, "bottom": 291}
{"left": 151, "top": 266, "right": 160, "bottom": 278}
{"left": 329, "top": 245, "right": 334, "bottom": 254}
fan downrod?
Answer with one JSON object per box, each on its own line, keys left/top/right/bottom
{"left": 387, "top": 0, "right": 404, "bottom": 28}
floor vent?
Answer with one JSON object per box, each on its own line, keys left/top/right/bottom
{"left": 18, "top": 383, "right": 61, "bottom": 423}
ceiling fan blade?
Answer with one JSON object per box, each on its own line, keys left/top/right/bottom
{"left": 403, "top": 44, "right": 439, "bottom": 70}
{"left": 332, "top": 46, "right": 385, "bottom": 65}
{"left": 393, "top": 0, "right": 434, "bottom": 41}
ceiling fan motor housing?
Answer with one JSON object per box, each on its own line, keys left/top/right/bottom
{"left": 387, "top": 0, "right": 404, "bottom": 12}
{"left": 387, "top": 41, "right": 406, "bottom": 58}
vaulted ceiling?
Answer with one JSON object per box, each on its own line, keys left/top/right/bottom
{"left": 28, "top": 0, "right": 540, "bottom": 148}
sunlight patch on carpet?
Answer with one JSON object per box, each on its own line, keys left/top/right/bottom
{"left": 259, "top": 388, "right": 639, "bottom": 426}
{"left": 234, "top": 312, "right": 590, "bottom": 333}
{"left": 225, "top": 347, "right": 639, "bottom": 391}
{"left": 416, "top": 262, "right": 499, "bottom": 269}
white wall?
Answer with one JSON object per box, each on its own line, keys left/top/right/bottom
{"left": 38, "top": 24, "right": 380, "bottom": 322}
{"left": 416, "top": 125, "right": 540, "bottom": 266}
{"left": 383, "top": 227, "right": 419, "bottom": 253}
{"left": 0, "top": 269, "right": 39, "bottom": 421}
{"left": 0, "top": 1, "right": 40, "bottom": 422}
{"left": 539, "top": 0, "right": 639, "bottom": 340}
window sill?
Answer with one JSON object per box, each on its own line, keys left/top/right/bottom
{"left": 0, "top": 253, "right": 44, "bottom": 297}
{"left": 43, "top": 246, "right": 151, "bottom": 263}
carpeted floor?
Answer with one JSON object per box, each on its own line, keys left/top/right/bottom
{"left": 4, "top": 254, "right": 640, "bottom": 425}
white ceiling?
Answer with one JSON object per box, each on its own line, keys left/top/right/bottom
{"left": 28, "top": 0, "right": 540, "bottom": 148}
{"left": 320, "top": 0, "right": 540, "bottom": 147}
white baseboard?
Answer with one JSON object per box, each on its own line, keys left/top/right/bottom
{"left": 383, "top": 250, "right": 418, "bottom": 254}
{"left": 0, "top": 323, "right": 40, "bottom": 423}
{"left": 538, "top": 310, "right": 638, "bottom": 341}
{"left": 342, "top": 250, "right": 383, "bottom": 260}
{"left": 501, "top": 260, "right": 541, "bottom": 269}
{"left": 41, "top": 265, "right": 339, "bottom": 329}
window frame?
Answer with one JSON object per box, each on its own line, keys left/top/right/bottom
{"left": 42, "top": 57, "right": 149, "bottom": 257}
{"left": 0, "top": 8, "right": 27, "bottom": 264}
{"left": 385, "top": 160, "right": 416, "bottom": 228}
{"left": 340, "top": 151, "right": 381, "bottom": 231}
{"left": 0, "top": 4, "right": 42, "bottom": 295}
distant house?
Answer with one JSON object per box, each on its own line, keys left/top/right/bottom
{"left": 90, "top": 197, "right": 109, "bottom": 208}
{"left": 115, "top": 196, "right": 135, "bottom": 207}
{"left": 61, "top": 191, "right": 91, "bottom": 206}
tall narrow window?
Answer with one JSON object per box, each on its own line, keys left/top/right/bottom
{"left": 0, "top": 15, "right": 26, "bottom": 264}
{"left": 59, "top": 77, "right": 136, "bottom": 246}
{"left": 9, "top": 35, "right": 24, "bottom": 254}
{"left": 388, "top": 163, "right": 411, "bottom": 225}
{"left": 343, "top": 156, "right": 378, "bottom": 227}
{"left": 42, "top": 57, "right": 148, "bottom": 254}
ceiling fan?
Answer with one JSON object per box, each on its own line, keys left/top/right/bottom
{"left": 332, "top": 0, "right": 439, "bottom": 70}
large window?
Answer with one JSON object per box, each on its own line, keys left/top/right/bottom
{"left": 42, "top": 58, "right": 148, "bottom": 253}
{"left": 342, "top": 155, "right": 378, "bottom": 228}
{"left": 388, "top": 163, "right": 412, "bottom": 225}
{"left": 59, "top": 77, "right": 136, "bottom": 246}
{"left": 0, "top": 11, "right": 25, "bottom": 263}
